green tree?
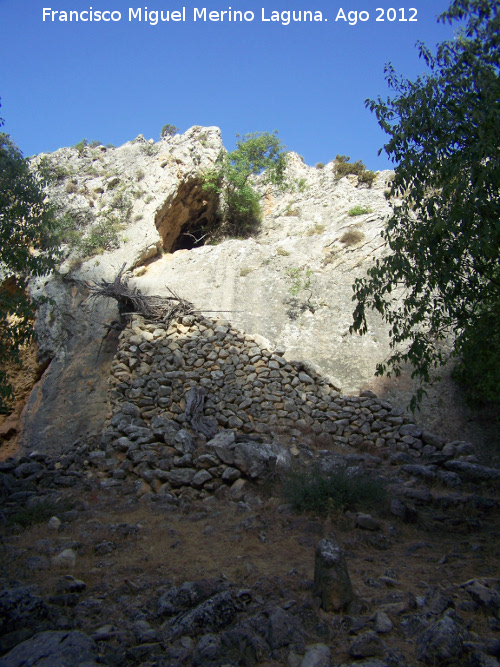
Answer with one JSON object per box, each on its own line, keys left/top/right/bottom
{"left": 0, "top": 109, "right": 59, "bottom": 411}
{"left": 202, "top": 131, "right": 288, "bottom": 238}
{"left": 351, "top": 0, "right": 500, "bottom": 408}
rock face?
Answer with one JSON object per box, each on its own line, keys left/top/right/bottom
{"left": 16, "top": 128, "right": 478, "bottom": 454}
{"left": 21, "top": 128, "right": 222, "bottom": 454}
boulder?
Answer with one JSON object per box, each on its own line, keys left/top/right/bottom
{"left": 0, "top": 630, "right": 98, "bottom": 666}
{"left": 416, "top": 613, "right": 467, "bottom": 664}
{"left": 314, "top": 538, "right": 353, "bottom": 612}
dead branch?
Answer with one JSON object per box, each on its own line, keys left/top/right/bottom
{"left": 85, "top": 263, "right": 197, "bottom": 327}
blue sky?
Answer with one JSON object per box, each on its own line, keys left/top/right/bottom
{"left": 0, "top": 0, "right": 454, "bottom": 169}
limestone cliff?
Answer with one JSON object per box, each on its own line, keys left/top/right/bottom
{"left": 16, "top": 128, "right": 473, "bottom": 455}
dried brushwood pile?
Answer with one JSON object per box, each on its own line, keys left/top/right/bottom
{"left": 85, "top": 264, "right": 196, "bottom": 326}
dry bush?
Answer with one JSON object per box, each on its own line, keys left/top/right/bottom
{"left": 340, "top": 229, "right": 365, "bottom": 246}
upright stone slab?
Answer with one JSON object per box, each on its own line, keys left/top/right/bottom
{"left": 314, "top": 538, "right": 353, "bottom": 612}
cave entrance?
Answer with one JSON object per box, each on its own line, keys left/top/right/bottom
{"left": 154, "top": 177, "right": 220, "bottom": 253}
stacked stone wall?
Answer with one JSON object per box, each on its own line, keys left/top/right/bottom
{"left": 83, "top": 314, "right": 500, "bottom": 498}
{"left": 105, "top": 313, "right": 447, "bottom": 459}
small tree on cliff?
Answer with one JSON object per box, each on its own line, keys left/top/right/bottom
{"left": 351, "top": 0, "right": 500, "bottom": 408}
{"left": 203, "top": 131, "right": 288, "bottom": 239}
{"left": 0, "top": 107, "right": 59, "bottom": 411}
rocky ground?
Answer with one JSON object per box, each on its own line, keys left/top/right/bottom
{"left": 1, "top": 416, "right": 499, "bottom": 666}
{"left": 1, "top": 130, "right": 499, "bottom": 665}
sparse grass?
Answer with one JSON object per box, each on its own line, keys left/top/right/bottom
{"left": 110, "top": 189, "right": 132, "bottom": 220}
{"left": 321, "top": 249, "right": 338, "bottom": 266}
{"left": 315, "top": 162, "right": 325, "bottom": 169}
{"left": 277, "top": 248, "right": 290, "bottom": 256}
{"left": 348, "top": 205, "right": 372, "bottom": 216}
{"left": 141, "top": 143, "right": 159, "bottom": 156}
{"left": 283, "top": 204, "right": 300, "bottom": 217}
{"left": 340, "top": 229, "right": 365, "bottom": 246}
{"left": 286, "top": 266, "right": 313, "bottom": 296}
{"left": 282, "top": 462, "right": 386, "bottom": 516}
{"left": 306, "top": 223, "right": 325, "bottom": 236}
{"left": 239, "top": 267, "right": 253, "bottom": 277}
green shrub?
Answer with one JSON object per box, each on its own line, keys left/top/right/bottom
{"left": 277, "top": 247, "right": 290, "bottom": 256}
{"left": 202, "top": 131, "right": 288, "bottom": 240}
{"left": 161, "top": 124, "right": 179, "bottom": 138}
{"left": 65, "top": 181, "right": 78, "bottom": 194}
{"left": 282, "top": 462, "right": 386, "bottom": 515}
{"left": 36, "top": 156, "right": 72, "bottom": 183}
{"left": 74, "top": 138, "right": 88, "bottom": 154}
{"left": 358, "top": 170, "right": 377, "bottom": 187}
{"left": 333, "top": 155, "right": 376, "bottom": 187}
{"left": 348, "top": 205, "right": 372, "bottom": 216}
{"left": 136, "top": 169, "right": 145, "bottom": 181}
{"left": 295, "top": 177, "right": 308, "bottom": 192}
{"left": 78, "top": 217, "right": 121, "bottom": 256}
{"left": 88, "top": 139, "right": 102, "bottom": 148}
{"left": 55, "top": 211, "right": 84, "bottom": 247}
{"left": 315, "top": 162, "right": 325, "bottom": 169}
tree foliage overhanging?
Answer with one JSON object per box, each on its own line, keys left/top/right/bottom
{"left": 0, "top": 106, "right": 59, "bottom": 411}
{"left": 351, "top": 0, "right": 500, "bottom": 408}
{"left": 202, "top": 131, "right": 288, "bottom": 239}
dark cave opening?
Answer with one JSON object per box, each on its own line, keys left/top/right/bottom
{"left": 154, "top": 177, "right": 220, "bottom": 254}
{"left": 170, "top": 210, "right": 221, "bottom": 252}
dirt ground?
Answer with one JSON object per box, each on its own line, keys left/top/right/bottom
{"left": 1, "top": 476, "right": 499, "bottom": 665}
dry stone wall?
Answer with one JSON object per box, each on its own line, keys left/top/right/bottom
{"left": 93, "top": 313, "right": 475, "bottom": 499}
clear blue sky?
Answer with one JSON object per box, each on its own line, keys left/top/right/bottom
{"left": 0, "top": 0, "right": 454, "bottom": 169}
